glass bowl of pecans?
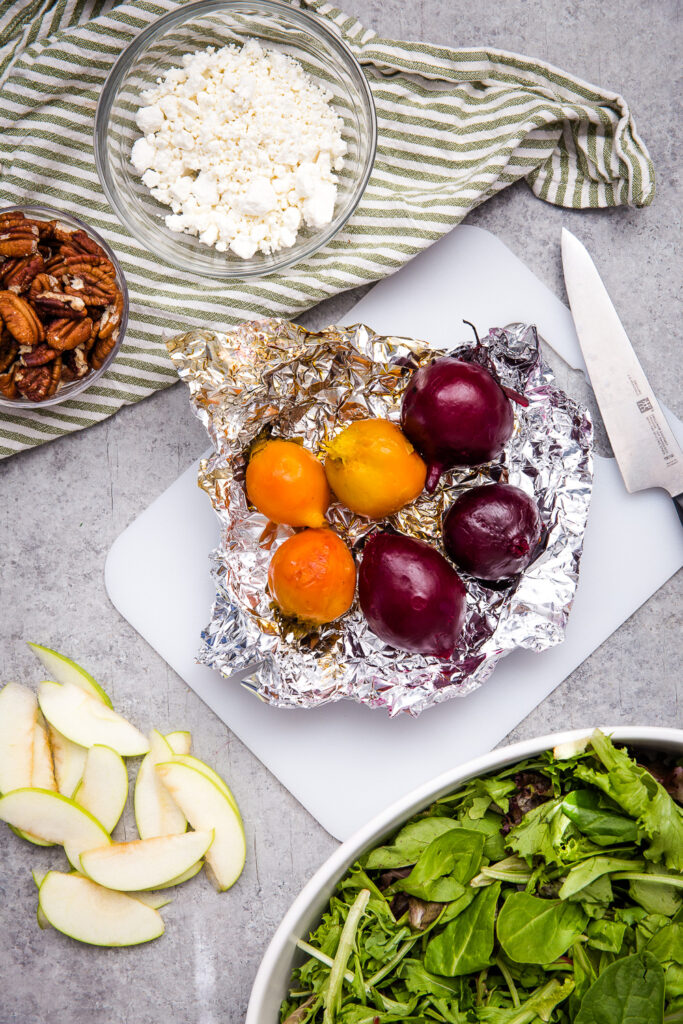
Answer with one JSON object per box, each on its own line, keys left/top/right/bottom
{"left": 0, "top": 205, "right": 128, "bottom": 409}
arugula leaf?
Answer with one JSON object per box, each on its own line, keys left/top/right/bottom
{"left": 574, "top": 951, "right": 665, "bottom": 1024}
{"left": 504, "top": 797, "right": 567, "bottom": 864}
{"left": 393, "top": 828, "right": 484, "bottom": 902}
{"left": 425, "top": 882, "right": 500, "bottom": 977}
{"left": 561, "top": 789, "right": 641, "bottom": 846}
{"left": 478, "top": 978, "right": 574, "bottom": 1023}
{"left": 322, "top": 889, "right": 370, "bottom": 1024}
{"left": 496, "top": 891, "right": 588, "bottom": 964}
{"left": 579, "top": 731, "right": 683, "bottom": 871}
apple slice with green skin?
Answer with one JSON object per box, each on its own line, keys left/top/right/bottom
{"left": 12, "top": 716, "right": 57, "bottom": 846}
{"left": 48, "top": 726, "right": 87, "bottom": 798}
{"left": 147, "top": 859, "right": 203, "bottom": 889}
{"left": 135, "top": 730, "right": 187, "bottom": 839}
{"left": 37, "top": 903, "right": 51, "bottom": 929}
{"left": 131, "top": 891, "right": 174, "bottom": 910}
{"left": 38, "top": 682, "right": 149, "bottom": 757}
{"left": 74, "top": 745, "right": 128, "bottom": 833}
{"left": 0, "top": 788, "right": 110, "bottom": 871}
{"left": 27, "top": 643, "right": 112, "bottom": 708}
{"left": 171, "top": 754, "right": 239, "bottom": 814}
{"left": 156, "top": 762, "right": 246, "bottom": 892}
{"left": 80, "top": 830, "right": 214, "bottom": 891}
{"left": 38, "top": 872, "right": 164, "bottom": 946}
{"left": 0, "top": 681, "right": 37, "bottom": 794}
{"left": 165, "top": 731, "right": 192, "bottom": 755}
{"left": 32, "top": 715, "right": 56, "bottom": 792}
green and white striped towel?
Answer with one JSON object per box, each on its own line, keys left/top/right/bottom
{"left": 0, "top": 0, "right": 654, "bottom": 458}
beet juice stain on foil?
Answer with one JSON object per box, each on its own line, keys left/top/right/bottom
{"left": 167, "top": 320, "right": 593, "bottom": 716}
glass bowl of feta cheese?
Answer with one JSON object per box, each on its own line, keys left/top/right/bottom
{"left": 95, "top": 0, "right": 377, "bottom": 278}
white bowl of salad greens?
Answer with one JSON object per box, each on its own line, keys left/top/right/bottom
{"left": 247, "top": 726, "right": 683, "bottom": 1024}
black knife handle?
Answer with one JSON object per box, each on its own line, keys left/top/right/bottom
{"left": 674, "top": 493, "right": 683, "bottom": 527}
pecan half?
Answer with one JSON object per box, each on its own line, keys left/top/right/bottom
{"left": 90, "top": 327, "right": 119, "bottom": 370}
{"left": 98, "top": 288, "right": 124, "bottom": 340}
{"left": 63, "top": 344, "right": 89, "bottom": 380}
{"left": 33, "top": 290, "right": 87, "bottom": 320}
{"left": 0, "top": 291, "right": 45, "bottom": 345}
{"left": 0, "top": 363, "right": 18, "bottom": 399}
{"left": 28, "top": 273, "right": 59, "bottom": 304}
{"left": 47, "top": 316, "right": 93, "bottom": 352}
{"left": 15, "top": 359, "right": 61, "bottom": 400}
{"left": 59, "top": 230, "right": 108, "bottom": 259}
{"left": 0, "top": 211, "right": 26, "bottom": 227}
{"left": 0, "top": 331, "right": 19, "bottom": 372}
{"left": 0, "top": 220, "right": 39, "bottom": 258}
{"left": 22, "top": 343, "right": 58, "bottom": 367}
{"left": 65, "top": 266, "right": 117, "bottom": 305}
{"left": 0, "top": 252, "right": 45, "bottom": 293}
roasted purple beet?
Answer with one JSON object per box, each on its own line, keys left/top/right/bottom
{"left": 358, "top": 532, "right": 467, "bottom": 658}
{"left": 401, "top": 357, "right": 515, "bottom": 492}
{"left": 443, "top": 483, "right": 541, "bottom": 581}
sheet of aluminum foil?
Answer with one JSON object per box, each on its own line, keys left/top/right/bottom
{"left": 167, "top": 319, "right": 593, "bottom": 716}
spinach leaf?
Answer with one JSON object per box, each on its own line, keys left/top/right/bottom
{"left": 586, "top": 918, "right": 628, "bottom": 953}
{"left": 647, "top": 923, "right": 683, "bottom": 966}
{"left": 364, "top": 818, "right": 458, "bottom": 870}
{"left": 496, "top": 891, "right": 588, "bottom": 964}
{"left": 393, "top": 828, "right": 484, "bottom": 902}
{"left": 398, "top": 957, "right": 463, "bottom": 996}
{"left": 628, "top": 874, "right": 683, "bottom": 917}
{"left": 561, "top": 789, "right": 640, "bottom": 846}
{"left": 560, "top": 856, "right": 643, "bottom": 900}
{"left": 574, "top": 951, "right": 665, "bottom": 1024}
{"left": 425, "top": 882, "right": 500, "bottom": 977}
{"left": 579, "top": 731, "right": 683, "bottom": 871}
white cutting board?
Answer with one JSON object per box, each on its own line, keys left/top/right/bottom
{"left": 105, "top": 225, "right": 683, "bottom": 841}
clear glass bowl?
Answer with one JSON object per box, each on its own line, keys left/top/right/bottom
{"left": 0, "top": 204, "right": 129, "bottom": 411}
{"left": 94, "top": 0, "right": 377, "bottom": 279}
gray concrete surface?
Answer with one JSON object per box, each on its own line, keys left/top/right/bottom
{"left": 1, "top": 0, "right": 681, "bottom": 1021}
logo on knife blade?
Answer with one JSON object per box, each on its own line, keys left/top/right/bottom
{"left": 636, "top": 397, "right": 653, "bottom": 414}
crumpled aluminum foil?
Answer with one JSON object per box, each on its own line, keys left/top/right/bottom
{"left": 167, "top": 318, "right": 593, "bottom": 717}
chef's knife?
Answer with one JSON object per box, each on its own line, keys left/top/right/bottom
{"left": 561, "top": 228, "right": 683, "bottom": 525}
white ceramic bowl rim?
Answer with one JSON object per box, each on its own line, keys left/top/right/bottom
{"left": 94, "top": 0, "right": 377, "bottom": 279}
{"left": 246, "top": 724, "right": 683, "bottom": 1023}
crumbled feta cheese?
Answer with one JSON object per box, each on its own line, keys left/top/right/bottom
{"left": 130, "top": 39, "right": 346, "bottom": 258}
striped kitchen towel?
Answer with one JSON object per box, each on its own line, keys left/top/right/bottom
{"left": 0, "top": 0, "right": 654, "bottom": 458}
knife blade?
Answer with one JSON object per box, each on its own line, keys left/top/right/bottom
{"left": 561, "top": 228, "right": 683, "bottom": 524}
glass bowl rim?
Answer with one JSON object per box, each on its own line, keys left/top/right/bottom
{"left": 0, "top": 203, "right": 129, "bottom": 411}
{"left": 93, "top": 0, "right": 378, "bottom": 280}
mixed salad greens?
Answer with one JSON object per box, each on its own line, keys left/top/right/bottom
{"left": 280, "top": 731, "right": 683, "bottom": 1024}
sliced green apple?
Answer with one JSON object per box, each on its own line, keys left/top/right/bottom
{"left": 48, "top": 726, "right": 87, "bottom": 798}
{"left": 170, "top": 754, "right": 239, "bottom": 813}
{"left": 148, "top": 859, "right": 203, "bottom": 889}
{"left": 74, "top": 745, "right": 128, "bottom": 833}
{"left": 165, "top": 731, "right": 192, "bottom": 755}
{"left": 32, "top": 869, "right": 48, "bottom": 888}
{"left": 0, "top": 681, "right": 37, "bottom": 794}
{"left": 80, "top": 830, "right": 213, "bottom": 891}
{"left": 37, "top": 903, "right": 51, "bottom": 930}
{"left": 134, "top": 730, "right": 187, "bottom": 839}
{"left": 38, "top": 871, "right": 164, "bottom": 946}
{"left": 156, "top": 762, "right": 246, "bottom": 892}
{"left": 38, "top": 682, "right": 149, "bottom": 757}
{"left": 131, "top": 891, "right": 174, "bottom": 910}
{"left": 27, "top": 643, "right": 112, "bottom": 708}
{"left": 0, "top": 787, "right": 110, "bottom": 871}
{"left": 32, "top": 715, "right": 56, "bottom": 792}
